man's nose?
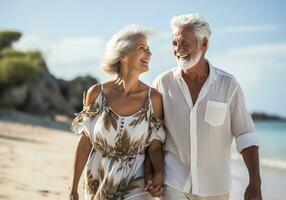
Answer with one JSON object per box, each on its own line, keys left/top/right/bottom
{"left": 174, "top": 44, "right": 183, "bottom": 54}
{"left": 177, "top": 44, "right": 185, "bottom": 53}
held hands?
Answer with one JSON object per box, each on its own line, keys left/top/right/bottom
{"left": 144, "top": 150, "right": 165, "bottom": 197}
{"left": 144, "top": 172, "right": 164, "bottom": 197}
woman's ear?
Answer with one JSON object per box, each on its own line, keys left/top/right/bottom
{"left": 120, "top": 52, "right": 129, "bottom": 64}
{"left": 120, "top": 55, "right": 127, "bottom": 64}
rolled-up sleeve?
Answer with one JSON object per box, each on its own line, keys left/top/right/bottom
{"left": 230, "top": 85, "right": 259, "bottom": 153}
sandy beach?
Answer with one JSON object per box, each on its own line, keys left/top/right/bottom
{"left": 0, "top": 109, "right": 84, "bottom": 200}
{"left": 0, "top": 109, "right": 285, "bottom": 200}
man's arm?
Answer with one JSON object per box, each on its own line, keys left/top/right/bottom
{"left": 241, "top": 146, "right": 262, "bottom": 200}
{"left": 229, "top": 84, "right": 262, "bottom": 199}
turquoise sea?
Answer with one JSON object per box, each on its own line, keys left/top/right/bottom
{"left": 231, "top": 121, "right": 286, "bottom": 169}
{"left": 230, "top": 121, "right": 286, "bottom": 200}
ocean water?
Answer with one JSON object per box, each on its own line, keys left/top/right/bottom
{"left": 231, "top": 121, "right": 286, "bottom": 170}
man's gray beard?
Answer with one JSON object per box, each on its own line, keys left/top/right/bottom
{"left": 177, "top": 50, "right": 202, "bottom": 70}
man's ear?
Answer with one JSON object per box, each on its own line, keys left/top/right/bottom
{"left": 201, "top": 37, "right": 208, "bottom": 51}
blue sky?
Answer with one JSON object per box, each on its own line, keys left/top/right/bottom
{"left": 1, "top": 0, "right": 286, "bottom": 116}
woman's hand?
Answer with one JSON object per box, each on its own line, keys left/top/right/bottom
{"left": 68, "top": 189, "right": 79, "bottom": 200}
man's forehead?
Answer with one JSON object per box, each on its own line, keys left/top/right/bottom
{"left": 172, "top": 26, "right": 195, "bottom": 39}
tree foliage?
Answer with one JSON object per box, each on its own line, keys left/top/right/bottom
{"left": 0, "top": 31, "right": 46, "bottom": 86}
{"left": 0, "top": 31, "right": 21, "bottom": 50}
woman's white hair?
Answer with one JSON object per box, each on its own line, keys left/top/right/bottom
{"left": 170, "top": 13, "right": 211, "bottom": 41}
{"left": 100, "top": 24, "right": 154, "bottom": 75}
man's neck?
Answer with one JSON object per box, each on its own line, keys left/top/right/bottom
{"left": 182, "top": 59, "right": 209, "bottom": 80}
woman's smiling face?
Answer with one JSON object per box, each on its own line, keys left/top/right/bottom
{"left": 124, "top": 35, "right": 152, "bottom": 73}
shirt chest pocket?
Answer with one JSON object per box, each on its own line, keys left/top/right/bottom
{"left": 204, "top": 100, "right": 228, "bottom": 126}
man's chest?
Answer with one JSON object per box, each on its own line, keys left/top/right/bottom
{"left": 186, "top": 82, "right": 205, "bottom": 104}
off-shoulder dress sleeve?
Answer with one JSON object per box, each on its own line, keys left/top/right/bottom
{"left": 147, "top": 107, "right": 166, "bottom": 144}
{"left": 71, "top": 91, "right": 102, "bottom": 140}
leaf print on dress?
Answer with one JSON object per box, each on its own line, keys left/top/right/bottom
{"left": 96, "top": 171, "right": 142, "bottom": 200}
{"left": 102, "top": 108, "right": 119, "bottom": 131}
{"left": 114, "top": 129, "right": 146, "bottom": 172}
{"left": 128, "top": 98, "right": 149, "bottom": 128}
{"left": 94, "top": 133, "right": 120, "bottom": 171}
{"left": 94, "top": 133, "right": 115, "bottom": 158}
{"left": 149, "top": 112, "right": 164, "bottom": 133}
{"left": 78, "top": 87, "right": 155, "bottom": 200}
{"left": 144, "top": 112, "right": 165, "bottom": 146}
{"left": 85, "top": 169, "right": 100, "bottom": 199}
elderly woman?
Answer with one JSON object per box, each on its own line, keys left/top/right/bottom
{"left": 69, "top": 25, "right": 165, "bottom": 200}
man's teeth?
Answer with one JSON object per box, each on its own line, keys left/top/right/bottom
{"left": 178, "top": 54, "right": 189, "bottom": 58}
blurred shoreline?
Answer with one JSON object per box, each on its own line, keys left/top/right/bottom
{"left": 0, "top": 109, "right": 285, "bottom": 199}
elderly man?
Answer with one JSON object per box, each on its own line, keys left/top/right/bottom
{"left": 151, "top": 13, "right": 262, "bottom": 200}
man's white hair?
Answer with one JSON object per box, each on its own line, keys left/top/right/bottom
{"left": 100, "top": 24, "right": 154, "bottom": 75}
{"left": 170, "top": 13, "right": 211, "bottom": 41}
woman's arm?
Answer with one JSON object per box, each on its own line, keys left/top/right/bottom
{"left": 147, "top": 88, "right": 165, "bottom": 197}
{"left": 70, "top": 134, "right": 92, "bottom": 192}
{"left": 69, "top": 84, "right": 101, "bottom": 199}
{"left": 148, "top": 140, "right": 165, "bottom": 196}
{"left": 148, "top": 141, "right": 164, "bottom": 175}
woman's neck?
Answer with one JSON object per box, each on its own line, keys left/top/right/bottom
{"left": 115, "top": 72, "right": 141, "bottom": 96}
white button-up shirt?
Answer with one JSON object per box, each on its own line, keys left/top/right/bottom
{"left": 152, "top": 62, "right": 259, "bottom": 197}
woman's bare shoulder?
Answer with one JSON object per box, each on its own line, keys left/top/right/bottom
{"left": 85, "top": 84, "right": 102, "bottom": 106}
{"left": 150, "top": 87, "right": 163, "bottom": 119}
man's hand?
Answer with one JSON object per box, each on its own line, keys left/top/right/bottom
{"left": 144, "top": 153, "right": 164, "bottom": 197}
{"left": 244, "top": 181, "right": 262, "bottom": 200}
{"left": 241, "top": 146, "right": 262, "bottom": 200}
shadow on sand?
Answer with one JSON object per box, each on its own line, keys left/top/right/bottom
{"left": 0, "top": 108, "right": 71, "bottom": 132}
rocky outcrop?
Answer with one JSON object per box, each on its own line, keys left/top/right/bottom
{"left": 58, "top": 75, "right": 97, "bottom": 112}
{"left": 0, "top": 84, "right": 28, "bottom": 107}
{"left": 0, "top": 30, "right": 98, "bottom": 118}
{"left": 0, "top": 69, "right": 98, "bottom": 118}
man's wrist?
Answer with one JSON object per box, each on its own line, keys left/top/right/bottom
{"left": 249, "top": 177, "right": 261, "bottom": 186}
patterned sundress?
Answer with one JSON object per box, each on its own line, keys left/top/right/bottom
{"left": 71, "top": 85, "right": 166, "bottom": 200}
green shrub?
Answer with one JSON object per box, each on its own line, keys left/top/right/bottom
{"left": 0, "top": 48, "right": 26, "bottom": 58}
{"left": 0, "top": 57, "right": 41, "bottom": 86}
{"left": 0, "top": 31, "right": 21, "bottom": 49}
{"left": 0, "top": 48, "right": 46, "bottom": 69}
{"left": 25, "top": 51, "right": 47, "bottom": 69}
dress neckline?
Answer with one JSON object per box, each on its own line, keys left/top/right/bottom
{"left": 101, "top": 84, "right": 151, "bottom": 118}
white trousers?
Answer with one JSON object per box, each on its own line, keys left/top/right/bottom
{"left": 162, "top": 185, "right": 229, "bottom": 200}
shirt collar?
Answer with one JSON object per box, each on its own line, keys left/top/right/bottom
{"left": 173, "top": 60, "right": 217, "bottom": 84}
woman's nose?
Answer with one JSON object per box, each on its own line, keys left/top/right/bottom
{"left": 145, "top": 48, "right": 152, "bottom": 55}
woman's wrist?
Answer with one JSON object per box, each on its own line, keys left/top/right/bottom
{"left": 70, "top": 184, "right": 78, "bottom": 191}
